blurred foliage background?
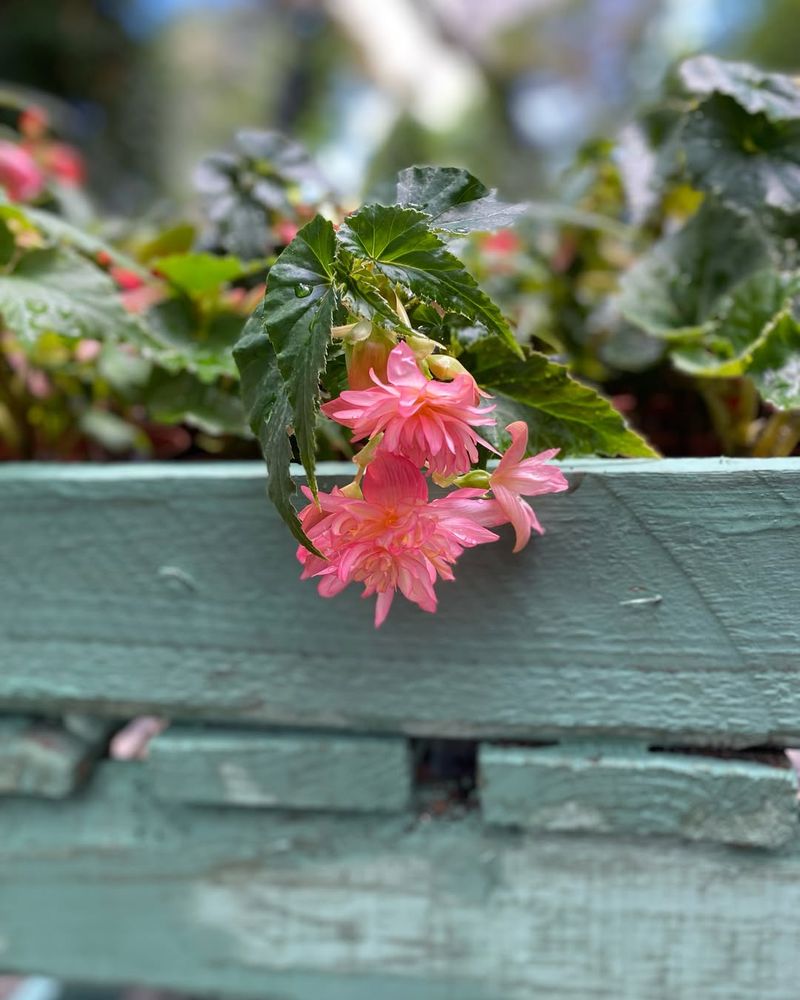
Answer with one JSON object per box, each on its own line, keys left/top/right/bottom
{"left": 2, "top": 0, "right": 800, "bottom": 463}
{"left": 1, "top": 0, "right": 796, "bottom": 213}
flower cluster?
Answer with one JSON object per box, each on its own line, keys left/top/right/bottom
{"left": 298, "top": 339, "right": 568, "bottom": 626}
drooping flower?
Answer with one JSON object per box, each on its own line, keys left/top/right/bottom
{"left": 296, "top": 452, "right": 498, "bottom": 626}
{"left": 489, "top": 421, "right": 569, "bottom": 552}
{"left": 321, "top": 341, "right": 495, "bottom": 478}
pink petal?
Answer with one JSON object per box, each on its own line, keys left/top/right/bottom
{"left": 493, "top": 484, "right": 536, "bottom": 553}
{"left": 497, "top": 421, "right": 529, "bottom": 469}
{"left": 386, "top": 342, "right": 428, "bottom": 388}
{"left": 318, "top": 574, "right": 350, "bottom": 597}
{"left": 374, "top": 589, "right": 395, "bottom": 627}
{"left": 501, "top": 457, "right": 567, "bottom": 495}
{"left": 362, "top": 452, "right": 428, "bottom": 506}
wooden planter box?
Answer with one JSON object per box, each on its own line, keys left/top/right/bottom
{"left": 1, "top": 458, "right": 799, "bottom": 999}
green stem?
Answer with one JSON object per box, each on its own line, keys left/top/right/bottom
{"left": 699, "top": 378, "right": 759, "bottom": 456}
{"left": 0, "top": 350, "right": 34, "bottom": 458}
{"left": 753, "top": 410, "right": 800, "bottom": 457}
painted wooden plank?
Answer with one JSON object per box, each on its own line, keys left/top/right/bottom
{"left": 3, "top": 763, "right": 800, "bottom": 999}
{"left": 0, "top": 716, "right": 107, "bottom": 799}
{"left": 480, "top": 742, "right": 798, "bottom": 848}
{"left": 146, "top": 727, "right": 410, "bottom": 812}
{"left": 1, "top": 459, "right": 799, "bottom": 744}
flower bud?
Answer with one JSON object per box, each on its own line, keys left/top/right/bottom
{"left": 332, "top": 318, "right": 373, "bottom": 343}
{"left": 345, "top": 332, "right": 393, "bottom": 389}
{"left": 405, "top": 333, "right": 437, "bottom": 361}
{"left": 454, "top": 469, "right": 491, "bottom": 489}
{"left": 428, "top": 354, "right": 471, "bottom": 381}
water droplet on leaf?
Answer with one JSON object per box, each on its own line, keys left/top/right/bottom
{"left": 294, "top": 283, "right": 312, "bottom": 298}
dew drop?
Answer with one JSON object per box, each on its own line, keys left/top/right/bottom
{"left": 294, "top": 283, "right": 312, "bottom": 298}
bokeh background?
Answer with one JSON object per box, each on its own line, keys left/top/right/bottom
{"left": 1, "top": 0, "right": 796, "bottom": 215}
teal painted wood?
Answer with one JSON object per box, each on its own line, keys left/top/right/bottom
{"left": 480, "top": 742, "right": 798, "bottom": 848}
{"left": 1, "top": 459, "right": 799, "bottom": 743}
{"left": 147, "top": 726, "right": 410, "bottom": 812}
{"left": 4, "top": 762, "right": 800, "bottom": 999}
{"left": 0, "top": 716, "right": 107, "bottom": 798}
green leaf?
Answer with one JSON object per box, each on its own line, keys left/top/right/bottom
{"left": 619, "top": 201, "right": 770, "bottom": 337}
{"left": 748, "top": 310, "right": 800, "bottom": 410}
{"left": 396, "top": 166, "right": 526, "bottom": 234}
{"left": 97, "top": 342, "right": 152, "bottom": 394}
{"left": 396, "top": 166, "right": 488, "bottom": 214}
{"left": 464, "top": 340, "right": 657, "bottom": 458}
{"left": 679, "top": 55, "right": 800, "bottom": 124}
{"left": 20, "top": 207, "right": 151, "bottom": 278}
{"left": 234, "top": 304, "right": 319, "bottom": 553}
{"left": 670, "top": 269, "right": 797, "bottom": 376}
{"left": 137, "top": 223, "right": 196, "bottom": 262}
{"left": 79, "top": 409, "right": 148, "bottom": 454}
{"left": 0, "top": 247, "right": 146, "bottom": 344}
{"left": 263, "top": 215, "right": 338, "bottom": 497}
{"left": 143, "top": 369, "right": 246, "bottom": 435}
{"left": 154, "top": 252, "right": 259, "bottom": 296}
{"left": 680, "top": 94, "right": 800, "bottom": 215}
{"left": 334, "top": 246, "right": 399, "bottom": 326}
{"left": 338, "top": 204, "right": 523, "bottom": 357}
{"left": 141, "top": 298, "right": 240, "bottom": 382}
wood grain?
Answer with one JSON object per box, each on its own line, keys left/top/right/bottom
{"left": 480, "top": 742, "right": 798, "bottom": 848}
{"left": 0, "top": 716, "right": 107, "bottom": 798}
{"left": 1, "top": 459, "right": 799, "bottom": 744}
{"left": 3, "top": 762, "right": 800, "bottom": 999}
{"left": 147, "top": 726, "right": 410, "bottom": 812}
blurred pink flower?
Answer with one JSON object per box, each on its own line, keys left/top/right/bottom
{"left": 41, "top": 142, "right": 86, "bottom": 187}
{"left": 297, "top": 452, "right": 498, "bottom": 626}
{"left": 321, "top": 341, "right": 495, "bottom": 477}
{"left": 490, "top": 421, "right": 569, "bottom": 552}
{"left": 110, "top": 266, "right": 145, "bottom": 291}
{"left": 26, "top": 369, "right": 51, "bottom": 399}
{"left": 276, "top": 220, "right": 300, "bottom": 245}
{"left": 75, "top": 338, "right": 102, "bottom": 363}
{"left": 0, "top": 141, "right": 44, "bottom": 201}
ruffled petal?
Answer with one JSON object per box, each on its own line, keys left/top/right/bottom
{"left": 386, "top": 341, "right": 428, "bottom": 388}
{"left": 362, "top": 451, "right": 428, "bottom": 506}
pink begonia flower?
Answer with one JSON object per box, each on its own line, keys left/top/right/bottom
{"left": 321, "top": 341, "right": 495, "bottom": 478}
{"left": 0, "top": 141, "right": 44, "bottom": 202}
{"left": 490, "top": 421, "right": 569, "bottom": 553}
{"left": 297, "top": 452, "right": 499, "bottom": 626}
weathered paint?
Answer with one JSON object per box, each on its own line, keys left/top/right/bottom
{"left": 0, "top": 716, "right": 107, "bottom": 798}
{"left": 480, "top": 742, "right": 799, "bottom": 848}
{"left": 3, "top": 763, "right": 800, "bottom": 1000}
{"left": 1, "top": 459, "right": 799, "bottom": 744}
{"left": 147, "top": 726, "right": 411, "bottom": 812}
